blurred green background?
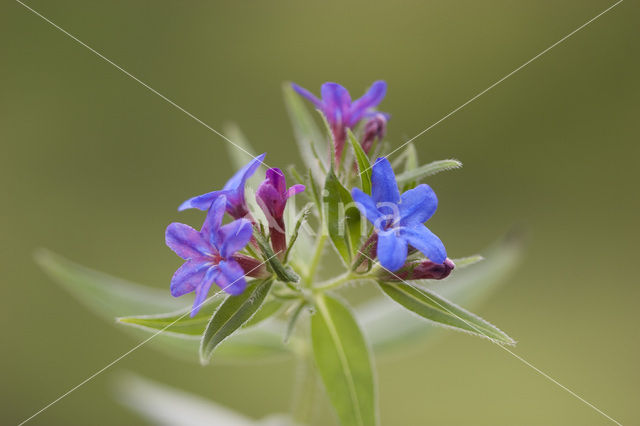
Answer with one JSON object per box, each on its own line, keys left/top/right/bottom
{"left": 2, "top": 0, "right": 638, "bottom": 424}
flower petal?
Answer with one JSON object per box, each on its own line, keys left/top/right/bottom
{"left": 178, "top": 190, "right": 226, "bottom": 212}
{"left": 285, "top": 184, "right": 306, "bottom": 199}
{"left": 291, "top": 83, "right": 323, "bottom": 108}
{"left": 191, "top": 266, "right": 218, "bottom": 317}
{"left": 223, "top": 153, "right": 266, "bottom": 205}
{"left": 349, "top": 80, "right": 387, "bottom": 126}
{"left": 352, "top": 188, "right": 383, "bottom": 226}
{"left": 215, "top": 259, "right": 247, "bottom": 295}
{"left": 265, "top": 168, "right": 286, "bottom": 194}
{"left": 371, "top": 157, "right": 400, "bottom": 204}
{"left": 399, "top": 184, "right": 438, "bottom": 226}
{"left": 218, "top": 219, "right": 253, "bottom": 258}
{"left": 321, "top": 82, "right": 351, "bottom": 124}
{"left": 201, "top": 195, "right": 227, "bottom": 242}
{"left": 399, "top": 225, "right": 447, "bottom": 264}
{"left": 166, "top": 223, "right": 210, "bottom": 259}
{"left": 170, "top": 260, "right": 210, "bottom": 297}
{"left": 377, "top": 229, "right": 408, "bottom": 271}
{"left": 256, "top": 181, "right": 284, "bottom": 223}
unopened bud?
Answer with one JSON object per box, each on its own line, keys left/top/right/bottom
{"left": 360, "top": 114, "right": 387, "bottom": 154}
{"left": 379, "top": 258, "right": 455, "bottom": 281}
{"left": 232, "top": 254, "right": 270, "bottom": 278}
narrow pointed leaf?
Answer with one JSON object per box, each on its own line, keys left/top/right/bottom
{"left": 255, "top": 233, "right": 300, "bottom": 283}
{"left": 378, "top": 281, "right": 515, "bottom": 345}
{"left": 347, "top": 129, "right": 372, "bottom": 195}
{"left": 395, "top": 159, "right": 462, "bottom": 186}
{"left": 450, "top": 254, "right": 484, "bottom": 269}
{"left": 223, "top": 122, "right": 259, "bottom": 172}
{"left": 243, "top": 298, "right": 284, "bottom": 328}
{"left": 311, "top": 294, "right": 377, "bottom": 426}
{"left": 35, "top": 249, "right": 181, "bottom": 318}
{"left": 200, "top": 278, "right": 274, "bottom": 364}
{"left": 324, "top": 170, "right": 361, "bottom": 265}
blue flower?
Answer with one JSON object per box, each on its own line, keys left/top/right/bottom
{"left": 166, "top": 196, "right": 253, "bottom": 316}
{"left": 351, "top": 157, "right": 446, "bottom": 271}
{"left": 292, "top": 81, "right": 387, "bottom": 163}
{"left": 178, "top": 153, "right": 266, "bottom": 219}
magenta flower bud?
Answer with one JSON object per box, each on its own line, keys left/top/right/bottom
{"left": 256, "top": 168, "right": 305, "bottom": 256}
{"left": 378, "top": 258, "right": 455, "bottom": 281}
{"left": 360, "top": 113, "right": 387, "bottom": 154}
{"left": 232, "top": 253, "right": 270, "bottom": 279}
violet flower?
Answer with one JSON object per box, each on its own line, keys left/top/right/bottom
{"left": 179, "top": 153, "right": 266, "bottom": 219}
{"left": 256, "top": 168, "right": 305, "bottom": 255}
{"left": 352, "top": 157, "right": 446, "bottom": 271}
{"left": 292, "top": 81, "right": 387, "bottom": 164}
{"left": 166, "top": 196, "right": 254, "bottom": 316}
{"left": 360, "top": 113, "right": 387, "bottom": 154}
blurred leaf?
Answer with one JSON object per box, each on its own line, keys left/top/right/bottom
{"left": 35, "top": 248, "right": 181, "bottom": 318}
{"left": 117, "top": 297, "right": 224, "bottom": 337}
{"left": 378, "top": 281, "right": 515, "bottom": 345}
{"left": 284, "top": 300, "right": 306, "bottom": 343}
{"left": 311, "top": 294, "right": 377, "bottom": 426}
{"left": 223, "top": 122, "right": 259, "bottom": 172}
{"left": 395, "top": 159, "right": 462, "bottom": 186}
{"left": 115, "top": 373, "right": 293, "bottom": 426}
{"left": 324, "top": 169, "right": 361, "bottom": 265}
{"left": 283, "top": 84, "right": 327, "bottom": 184}
{"left": 348, "top": 129, "right": 372, "bottom": 195}
{"left": 200, "top": 278, "right": 274, "bottom": 364}
{"left": 451, "top": 254, "right": 484, "bottom": 269}
{"left": 398, "top": 143, "right": 419, "bottom": 191}
{"left": 360, "top": 234, "right": 522, "bottom": 353}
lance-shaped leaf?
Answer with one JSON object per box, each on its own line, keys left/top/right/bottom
{"left": 283, "top": 83, "right": 327, "bottom": 184}
{"left": 255, "top": 233, "right": 300, "bottom": 283}
{"left": 395, "top": 159, "right": 462, "bottom": 186}
{"left": 378, "top": 281, "right": 515, "bottom": 345}
{"left": 117, "top": 297, "right": 283, "bottom": 337}
{"left": 324, "top": 170, "right": 361, "bottom": 265}
{"left": 200, "top": 278, "right": 274, "bottom": 364}
{"left": 223, "top": 122, "right": 259, "bottom": 172}
{"left": 35, "top": 249, "right": 181, "bottom": 318}
{"left": 311, "top": 294, "right": 377, "bottom": 426}
{"left": 347, "top": 129, "right": 372, "bottom": 195}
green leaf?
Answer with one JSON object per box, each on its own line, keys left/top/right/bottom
{"left": 283, "top": 207, "right": 311, "bottom": 263}
{"left": 451, "top": 254, "right": 484, "bottom": 269}
{"left": 347, "top": 129, "right": 372, "bottom": 195}
{"left": 243, "top": 298, "right": 284, "bottom": 328}
{"left": 117, "top": 297, "right": 224, "bottom": 337}
{"left": 324, "top": 169, "right": 361, "bottom": 265}
{"left": 378, "top": 281, "right": 515, "bottom": 345}
{"left": 283, "top": 83, "right": 327, "bottom": 183}
{"left": 200, "top": 278, "right": 274, "bottom": 364}
{"left": 311, "top": 294, "right": 377, "bottom": 426}
{"left": 35, "top": 249, "right": 181, "bottom": 318}
{"left": 395, "top": 159, "right": 462, "bottom": 186}
{"left": 222, "top": 122, "right": 259, "bottom": 172}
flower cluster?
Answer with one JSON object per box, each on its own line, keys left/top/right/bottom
{"left": 166, "top": 80, "right": 455, "bottom": 316}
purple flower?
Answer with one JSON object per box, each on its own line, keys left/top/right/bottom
{"left": 256, "top": 168, "right": 305, "bottom": 255}
{"left": 178, "top": 153, "right": 266, "bottom": 219}
{"left": 166, "top": 195, "right": 254, "bottom": 317}
{"left": 352, "top": 157, "right": 446, "bottom": 271}
{"left": 360, "top": 113, "right": 387, "bottom": 154}
{"left": 292, "top": 81, "right": 387, "bottom": 164}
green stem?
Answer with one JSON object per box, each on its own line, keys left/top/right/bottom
{"left": 314, "top": 271, "right": 375, "bottom": 292}
{"left": 304, "top": 234, "right": 327, "bottom": 287}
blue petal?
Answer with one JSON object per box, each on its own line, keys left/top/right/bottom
{"left": 371, "top": 157, "right": 400, "bottom": 205}
{"left": 348, "top": 80, "right": 387, "bottom": 126}
{"left": 377, "top": 229, "right": 408, "bottom": 271}
{"left": 321, "top": 82, "right": 351, "bottom": 124}
{"left": 170, "top": 260, "right": 210, "bottom": 297}
{"left": 201, "top": 196, "right": 227, "bottom": 242}
{"left": 352, "top": 188, "right": 383, "bottom": 227}
{"left": 399, "top": 225, "right": 447, "bottom": 264}
{"left": 178, "top": 190, "right": 226, "bottom": 212}
{"left": 223, "top": 153, "right": 266, "bottom": 204}
{"left": 217, "top": 219, "right": 253, "bottom": 258}
{"left": 291, "top": 83, "right": 323, "bottom": 108}
{"left": 215, "top": 260, "right": 247, "bottom": 295}
{"left": 166, "top": 223, "right": 211, "bottom": 259}
{"left": 190, "top": 266, "right": 219, "bottom": 317}
{"left": 399, "top": 184, "right": 438, "bottom": 226}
